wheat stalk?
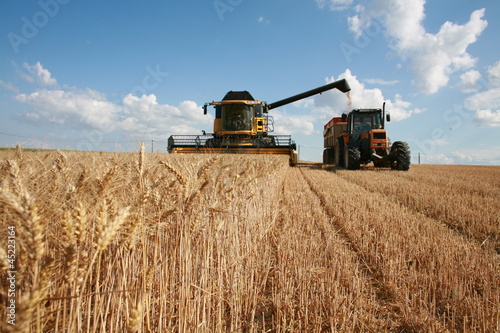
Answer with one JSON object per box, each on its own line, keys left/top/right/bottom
{"left": 0, "top": 151, "right": 497, "bottom": 332}
{"left": 15, "top": 143, "right": 23, "bottom": 161}
{"left": 197, "top": 156, "right": 219, "bottom": 179}
{"left": 159, "top": 161, "right": 187, "bottom": 185}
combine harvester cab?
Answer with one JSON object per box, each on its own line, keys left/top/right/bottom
{"left": 168, "top": 79, "right": 351, "bottom": 166}
{"left": 323, "top": 104, "right": 411, "bottom": 170}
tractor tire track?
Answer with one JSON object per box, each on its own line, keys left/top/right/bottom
{"left": 335, "top": 168, "right": 500, "bottom": 254}
{"left": 297, "top": 165, "right": 407, "bottom": 331}
{"left": 297, "top": 163, "right": 500, "bottom": 332}
{"left": 271, "top": 166, "right": 399, "bottom": 331}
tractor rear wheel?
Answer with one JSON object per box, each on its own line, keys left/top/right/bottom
{"left": 344, "top": 144, "right": 361, "bottom": 170}
{"left": 390, "top": 141, "right": 411, "bottom": 171}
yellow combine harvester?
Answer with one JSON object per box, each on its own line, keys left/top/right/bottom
{"left": 168, "top": 78, "right": 351, "bottom": 165}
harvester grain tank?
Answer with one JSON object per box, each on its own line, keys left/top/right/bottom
{"left": 323, "top": 104, "right": 411, "bottom": 170}
{"left": 168, "top": 79, "right": 351, "bottom": 165}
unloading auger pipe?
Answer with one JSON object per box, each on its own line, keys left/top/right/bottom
{"left": 266, "top": 78, "right": 351, "bottom": 111}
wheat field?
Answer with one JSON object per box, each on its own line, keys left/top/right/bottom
{"left": 0, "top": 148, "right": 498, "bottom": 332}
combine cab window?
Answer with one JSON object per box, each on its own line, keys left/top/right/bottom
{"left": 222, "top": 104, "right": 253, "bottom": 131}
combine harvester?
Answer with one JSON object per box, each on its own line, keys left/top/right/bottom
{"left": 168, "top": 79, "right": 351, "bottom": 165}
{"left": 323, "top": 104, "right": 411, "bottom": 170}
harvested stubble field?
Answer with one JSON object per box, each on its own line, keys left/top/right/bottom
{"left": 0, "top": 148, "right": 498, "bottom": 332}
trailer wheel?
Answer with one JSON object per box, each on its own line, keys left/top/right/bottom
{"left": 336, "top": 138, "right": 344, "bottom": 167}
{"left": 344, "top": 144, "right": 361, "bottom": 170}
{"left": 334, "top": 146, "right": 341, "bottom": 166}
{"left": 323, "top": 148, "right": 335, "bottom": 164}
{"left": 390, "top": 141, "right": 411, "bottom": 171}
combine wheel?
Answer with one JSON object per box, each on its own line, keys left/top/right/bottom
{"left": 344, "top": 144, "right": 361, "bottom": 170}
{"left": 390, "top": 141, "right": 411, "bottom": 171}
{"left": 290, "top": 151, "right": 298, "bottom": 166}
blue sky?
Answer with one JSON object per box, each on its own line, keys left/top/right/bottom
{"left": 1, "top": 0, "right": 499, "bottom": 164}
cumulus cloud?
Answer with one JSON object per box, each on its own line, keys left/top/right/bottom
{"left": 473, "top": 109, "right": 500, "bottom": 127}
{"left": 488, "top": 60, "right": 500, "bottom": 88}
{"left": 121, "top": 94, "right": 212, "bottom": 137}
{"left": 313, "top": 69, "right": 422, "bottom": 121}
{"left": 457, "top": 70, "right": 481, "bottom": 93}
{"left": 347, "top": 1, "right": 487, "bottom": 94}
{"left": 22, "top": 62, "right": 58, "bottom": 87}
{"left": 0, "top": 80, "right": 19, "bottom": 94}
{"left": 271, "top": 110, "right": 315, "bottom": 135}
{"left": 462, "top": 60, "right": 500, "bottom": 127}
{"left": 227, "top": 69, "right": 402, "bottom": 136}
{"left": 16, "top": 89, "right": 213, "bottom": 137}
{"left": 13, "top": 62, "right": 213, "bottom": 138}
{"left": 422, "top": 148, "right": 500, "bottom": 165}
{"left": 15, "top": 88, "right": 119, "bottom": 131}
{"left": 465, "top": 62, "right": 500, "bottom": 127}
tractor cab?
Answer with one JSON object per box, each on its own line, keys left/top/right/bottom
{"left": 346, "top": 109, "right": 388, "bottom": 142}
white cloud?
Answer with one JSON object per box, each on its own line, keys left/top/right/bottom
{"left": 488, "top": 60, "right": 500, "bottom": 88}
{"left": 12, "top": 61, "right": 319, "bottom": 139}
{"left": 0, "top": 80, "right": 19, "bottom": 94}
{"left": 15, "top": 88, "right": 119, "bottom": 131}
{"left": 347, "top": 1, "right": 487, "bottom": 94}
{"left": 460, "top": 60, "right": 500, "bottom": 127}
{"left": 22, "top": 62, "right": 58, "bottom": 87}
{"left": 466, "top": 87, "right": 500, "bottom": 110}
{"left": 421, "top": 154, "right": 455, "bottom": 165}
{"left": 121, "top": 94, "right": 212, "bottom": 137}
{"left": 272, "top": 110, "right": 315, "bottom": 135}
{"left": 450, "top": 148, "right": 500, "bottom": 165}
{"left": 15, "top": 89, "right": 213, "bottom": 137}
{"left": 386, "top": 93, "right": 425, "bottom": 121}
{"left": 313, "top": 69, "right": 422, "bottom": 121}
{"left": 473, "top": 109, "right": 500, "bottom": 127}
{"left": 257, "top": 16, "right": 270, "bottom": 24}
{"left": 465, "top": 86, "right": 500, "bottom": 127}
{"left": 291, "top": 98, "right": 315, "bottom": 109}
{"left": 12, "top": 62, "right": 213, "bottom": 137}
{"left": 422, "top": 148, "right": 500, "bottom": 165}
{"left": 457, "top": 70, "right": 481, "bottom": 92}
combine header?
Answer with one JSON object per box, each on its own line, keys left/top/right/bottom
{"left": 168, "top": 79, "right": 351, "bottom": 165}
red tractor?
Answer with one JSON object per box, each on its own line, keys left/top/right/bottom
{"left": 323, "top": 105, "right": 410, "bottom": 170}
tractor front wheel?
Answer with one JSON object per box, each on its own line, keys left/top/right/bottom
{"left": 390, "top": 141, "right": 411, "bottom": 171}
{"left": 344, "top": 144, "right": 361, "bottom": 170}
